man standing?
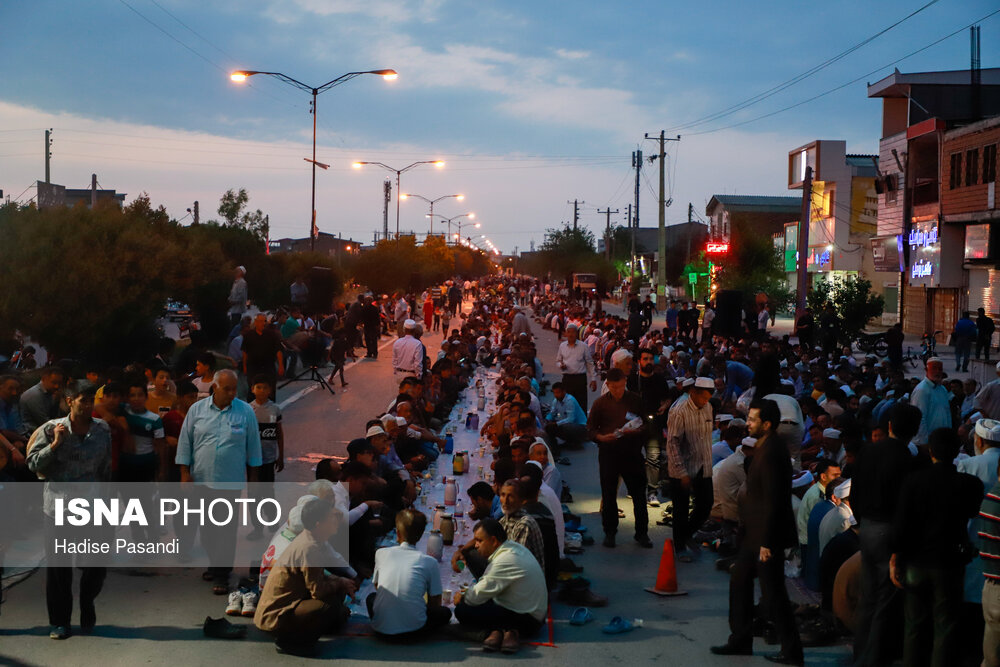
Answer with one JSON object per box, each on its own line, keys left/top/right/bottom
{"left": 588, "top": 368, "right": 651, "bottom": 548}
{"left": 394, "top": 293, "right": 410, "bottom": 337}
{"left": 447, "top": 282, "right": 462, "bottom": 317}
{"left": 886, "top": 322, "right": 905, "bottom": 370}
{"left": 289, "top": 276, "right": 309, "bottom": 308}
{"left": 794, "top": 307, "right": 815, "bottom": 351}
{"left": 952, "top": 311, "right": 978, "bottom": 373}
{"left": 640, "top": 295, "right": 656, "bottom": 331}
{"left": 227, "top": 266, "right": 249, "bottom": 328}
{"left": 665, "top": 376, "right": 715, "bottom": 561}
{"left": 701, "top": 301, "right": 716, "bottom": 344}
{"left": 392, "top": 320, "right": 425, "bottom": 378}
{"left": 361, "top": 295, "right": 382, "bottom": 359}
{"left": 241, "top": 313, "right": 284, "bottom": 396}
{"left": 26, "top": 382, "right": 112, "bottom": 640}
{"left": 175, "top": 369, "right": 262, "bottom": 594}
{"left": 637, "top": 348, "right": 670, "bottom": 506}
{"left": 511, "top": 307, "right": 531, "bottom": 338}
{"left": 910, "top": 358, "right": 952, "bottom": 448}
{"left": 555, "top": 323, "right": 596, "bottom": 413}
{"left": 757, "top": 303, "right": 771, "bottom": 341}
{"left": 820, "top": 303, "right": 840, "bottom": 358}
{"left": 978, "top": 307, "right": 996, "bottom": 362}
{"left": 712, "top": 399, "right": 803, "bottom": 666}
{"left": 891, "top": 428, "right": 982, "bottom": 667}
{"left": 18, "top": 365, "right": 65, "bottom": 439}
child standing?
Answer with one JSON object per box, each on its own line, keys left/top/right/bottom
{"left": 248, "top": 376, "right": 284, "bottom": 541}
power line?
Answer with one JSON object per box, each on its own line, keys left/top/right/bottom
{"left": 666, "top": 0, "right": 941, "bottom": 132}
{"left": 689, "top": 7, "right": 1000, "bottom": 136}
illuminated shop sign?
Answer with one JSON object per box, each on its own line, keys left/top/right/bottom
{"left": 706, "top": 242, "right": 729, "bottom": 254}
{"left": 911, "top": 259, "right": 933, "bottom": 278}
{"left": 909, "top": 225, "right": 938, "bottom": 248}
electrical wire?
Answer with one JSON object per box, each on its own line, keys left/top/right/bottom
{"left": 688, "top": 7, "right": 1000, "bottom": 136}
{"left": 666, "top": 0, "right": 941, "bottom": 132}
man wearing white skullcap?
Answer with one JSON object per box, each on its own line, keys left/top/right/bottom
{"left": 818, "top": 479, "right": 853, "bottom": 557}
{"left": 975, "top": 362, "right": 1000, "bottom": 420}
{"left": 958, "top": 418, "right": 1000, "bottom": 488}
{"left": 391, "top": 319, "right": 425, "bottom": 378}
{"left": 820, "top": 428, "right": 846, "bottom": 467}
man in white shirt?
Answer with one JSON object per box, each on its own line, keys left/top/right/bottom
{"left": 910, "top": 358, "right": 952, "bottom": 446}
{"left": 757, "top": 304, "right": 770, "bottom": 339}
{"left": 392, "top": 320, "right": 424, "bottom": 378}
{"left": 453, "top": 519, "right": 547, "bottom": 654}
{"left": 555, "top": 323, "right": 596, "bottom": 412}
{"left": 368, "top": 509, "right": 451, "bottom": 639}
{"left": 701, "top": 303, "right": 716, "bottom": 344}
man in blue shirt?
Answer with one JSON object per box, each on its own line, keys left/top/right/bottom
{"left": 176, "top": 369, "right": 262, "bottom": 594}
{"left": 544, "top": 382, "right": 588, "bottom": 453}
{"left": 910, "top": 359, "right": 952, "bottom": 447}
{"left": 952, "top": 312, "right": 978, "bottom": 372}
{"left": 714, "top": 359, "right": 754, "bottom": 403}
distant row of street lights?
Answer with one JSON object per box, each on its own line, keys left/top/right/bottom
{"left": 229, "top": 68, "right": 480, "bottom": 250}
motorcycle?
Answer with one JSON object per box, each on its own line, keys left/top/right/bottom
{"left": 854, "top": 331, "right": 889, "bottom": 357}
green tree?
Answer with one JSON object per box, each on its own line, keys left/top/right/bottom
{"left": 0, "top": 200, "right": 228, "bottom": 364}
{"left": 807, "top": 275, "right": 885, "bottom": 343}
{"left": 351, "top": 235, "right": 494, "bottom": 294}
{"left": 217, "top": 188, "right": 269, "bottom": 242}
{"left": 520, "top": 225, "right": 617, "bottom": 289}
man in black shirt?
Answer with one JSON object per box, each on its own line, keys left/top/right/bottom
{"left": 977, "top": 307, "right": 996, "bottom": 362}
{"left": 242, "top": 313, "right": 284, "bottom": 398}
{"left": 636, "top": 349, "right": 669, "bottom": 505}
{"left": 794, "top": 308, "right": 814, "bottom": 351}
{"left": 891, "top": 427, "right": 982, "bottom": 667}
{"left": 361, "top": 296, "right": 382, "bottom": 359}
{"left": 851, "top": 402, "right": 922, "bottom": 667}
{"left": 587, "top": 368, "right": 650, "bottom": 549}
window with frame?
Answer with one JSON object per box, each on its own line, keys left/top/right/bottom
{"left": 966, "top": 148, "right": 980, "bottom": 187}
{"left": 950, "top": 153, "right": 963, "bottom": 189}
{"left": 886, "top": 173, "right": 898, "bottom": 203}
{"left": 985, "top": 144, "right": 997, "bottom": 184}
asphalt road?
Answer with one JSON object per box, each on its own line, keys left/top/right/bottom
{"left": 0, "top": 302, "right": 853, "bottom": 666}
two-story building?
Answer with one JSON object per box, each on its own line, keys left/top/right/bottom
{"left": 868, "top": 66, "right": 1000, "bottom": 337}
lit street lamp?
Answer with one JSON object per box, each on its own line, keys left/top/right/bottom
{"left": 352, "top": 160, "right": 444, "bottom": 241}
{"left": 231, "top": 68, "right": 397, "bottom": 250}
{"left": 401, "top": 192, "right": 464, "bottom": 236}
{"left": 427, "top": 212, "right": 476, "bottom": 240}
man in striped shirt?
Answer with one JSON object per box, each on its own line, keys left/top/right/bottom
{"left": 665, "top": 376, "right": 715, "bottom": 562}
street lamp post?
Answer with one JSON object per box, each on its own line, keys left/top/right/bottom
{"left": 352, "top": 161, "right": 444, "bottom": 242}
{"left": 230, "top": 68, "right": 397, "bottom": 251}
{"left": 454, "top": 216, "right": 480, "bottom": 241}
{"left": 428, "top": 212, "right": 476, "bottom": 240}
{"left": 401, "top": 192, "right": 464, "bottom": 236}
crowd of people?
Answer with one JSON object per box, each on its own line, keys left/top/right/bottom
{"left": 7, "top": 269, "right": 1000, "bottom": 665}
{"left": 528, "top": 286, "right": 1000, "bottom": 667}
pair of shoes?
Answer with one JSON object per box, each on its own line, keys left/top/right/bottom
{"left": 569, "top": 607, "right": 594, "bottom": 625}
{"left": 80, "top": 601, "right": 96, "bottom": 633}
{"left": 49, "top": 625, "right": 71, "bottom": 640}
{"left": 275, "top": 640, "right": 317, "bottom": 657}
{"left": 482, "top": 630, "right": 503, "bottom": 652}
{"left": 634, "top": 535, "right": 654, "bottom": 548}
{"left": 646, "top": 491, "right": 661, "bottom": 507}
{"left": 228, "top": 590, "right": 258, "bottom": 617}
{"left": 602, "top": 534, "right": 616, "bottom": 548}
{"left": 710, "top": 643, "right": 752, "bottom": 656}
{"left": 501, "top": 629, "right": 520, "bottom": 654}
{"left": 763, "top": 652, "right": 804, "bottom": 666}
{"left": 203, "top": 616, "right": 247, "bottom": 639}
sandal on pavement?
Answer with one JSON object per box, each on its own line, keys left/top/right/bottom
{"left": 601, "top": 616, "right": 637, "bottom": 635}
{"left": 569, "top": 608, "right": 594, "bottom": 626}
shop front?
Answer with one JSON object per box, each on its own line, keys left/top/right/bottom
{"left": 903, "top": 217, "right": 964, "bottom": 340}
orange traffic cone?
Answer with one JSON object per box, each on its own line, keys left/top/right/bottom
{"left": 644, "top": 538, "right": 688, "bottom": 596}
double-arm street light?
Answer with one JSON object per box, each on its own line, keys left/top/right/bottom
{"left": 352, "top": 160, "right": 444, "bottom": 241}
{"left": 428, "top": 212, "right": 477, "bottom": 240}
{"left": 401, "top": 192, "right": 464, "bottom": 235}
{"left": 230, "top": 68, "right": 397, "bottom": 250}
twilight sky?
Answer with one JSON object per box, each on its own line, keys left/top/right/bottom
{"left": 1, "top": 0, "right": 998, "bottom": 252}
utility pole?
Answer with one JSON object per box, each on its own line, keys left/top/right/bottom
{"left": 567, "top": 199, "right": 584, "bottom": 231}
{"left": 44, "top": 129, "right": 52, "bottom": 183}
{"left": 795, "top": 166, "right": 813, "bottom": 315}
{"left": 687, "top": 202, "right": 694, "bottom": 262}
{"left": 645, "top": 131, "right": 680, "bottom": 308}
{"left": 597, "top": 207, "right": 618, "bottom": 260}
{"left": 383, "top": 179, "right": 391, "bottom": 241}
{"left": 91, "top": 173, "right": 97, "bottom": 208}
{"left": 193, "top": 200, "right": 200, "bottom": 225}
{"left": 631, "top": 150, "right": 642, "bottom": 292}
